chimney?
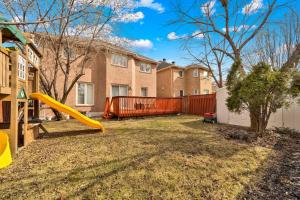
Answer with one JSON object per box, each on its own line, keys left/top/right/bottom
{"left": 162, "top": 58, "right": 166, "bottom": 62}
{"left": 172, "top": 61, "right": 175, "bottom": 65}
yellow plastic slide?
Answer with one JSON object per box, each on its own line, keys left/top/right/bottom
{"left": 0, "top": 131, "right": 12, "bottom": 169}
{"left": 30, "top": 93, "right": 104, "bottom": 131}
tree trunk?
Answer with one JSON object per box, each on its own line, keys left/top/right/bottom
{"left": 250, "top": 110, "right": 259, "bottom": 131}
{"left": 51, "top": 108, "right": 63, "bottom": 121}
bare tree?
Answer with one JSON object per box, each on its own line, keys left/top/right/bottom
{"left": 185, "top": 34, "right": 228, "bottom": 88}
{"left": 170, "top": 0, "right": 288, "bottom": 79}
{"left": 244, "top": 12, "right": 300, "bottom": 69}
{"left": 1, "top": 0, "right": 134, "bottom": 119}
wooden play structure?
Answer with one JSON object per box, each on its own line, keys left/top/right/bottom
{"left": 0, "top": 18, "right": 104, "bottom": 162}
{"left": 0, "top": 17, "right": 42, "bottom": 156}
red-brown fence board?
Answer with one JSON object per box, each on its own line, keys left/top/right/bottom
{"left": 104, "top": 94, "right": 216, "bottom": 119}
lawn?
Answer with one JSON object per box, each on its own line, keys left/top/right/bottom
{"left": 0, "top": 115, "right": 274, "bottom": 199}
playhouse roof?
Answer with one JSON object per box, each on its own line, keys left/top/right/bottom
{"left": 0, "top": 16, "right": 29, "bottom": 45}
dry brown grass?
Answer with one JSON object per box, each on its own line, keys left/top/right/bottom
{"left": 0, "top": 115, "right": 274, "bottom": 199}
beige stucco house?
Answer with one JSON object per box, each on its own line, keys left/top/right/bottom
{"left": 37, "top": 35, "right": 157, "bottom": 119}
{"left": 157, "top": 59, "right": 213, "bottom": 97}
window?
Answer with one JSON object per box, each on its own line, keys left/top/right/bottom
{"left": 193, "top": 89, "right": 199, "bottom": 95}
{"left": 204, "top": 89, "right": 210, "bottom": 94}
{"left": 28, "top": 48, "right": 33, "bottom": 62}
{"left": 180, "top": 90, "right": 184, "bottom": 97}
{"left": 202, "top": 71, "right": 208, "bottom": 78}
{"left": 18, "top": 55, "right": 26, "bottom": 80}
{"left": 178, "top": 70, "right": 184, "bottom": 78}
{"left": 76, "top": 83, "right": 94, "bottom": 105}
{"left": 193, "top": 69, "right": 199, "bottom": 77}
{"left": 141, "top": 87, "right": 148, "bottom": 97}
{"left": 63, "top": 47, "right": 76, "bottom": 60}
{"left": 112, "top": 53, "right": 128, "bottom": 67}
{"left": 140, "top": 63, "right": 152, "bottom": 73}
{"left": 112, "top": 85, "right": 128, "bottom": 97}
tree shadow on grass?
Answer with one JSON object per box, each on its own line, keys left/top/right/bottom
{"left": 41, "top": 129, "right": 102, "bottom": 139}
{"left": 0, "top": 120, "right": 259, "bottom": 199}
{"left": 0, "top": 151, "right": 164, "bottom": 199}
{"left": 104, "top": 126, "right": 249, "bottom": 159}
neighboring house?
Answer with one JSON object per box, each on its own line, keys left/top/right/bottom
{"left": 157, "top": 59, "right": 213, "bottom": 97}
{"left": 37, "top": 35, "right": 157, "bottom": 119}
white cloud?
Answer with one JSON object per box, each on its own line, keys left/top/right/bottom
{"left": 201, "top": 0, "right": 216, "bottom": 16}
{"left": 130, "top": 39, "right": 153, "bottom": 49}
{"left": 167, "top": 31, "right": 204, "bottom": 40}
{"left": 192, "top": 31, "right": 204, "bottom": 38}
{"left": 222, "top": 25, "right": 257, "bottom": 32}
{"left": 115, "top": 11, "right": 144, "bottom": 23}
{"left": 137, "top": 0, "right": 165, "bottom": 13}
{"left": 242, "top": 0, "right": 263, "bottom": 15}
{"left": 167, "top": 32, "right": 180, "bottom": 40}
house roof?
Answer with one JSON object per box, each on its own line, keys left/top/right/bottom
{"left": 157, "top": 61, "right": 210, "bottom": 72}
{"left": 157, "top": 60, "right": 182, "bottom": 71}
{"left": 34, "top": 32, "right": 157, "bottom": 64}
{"left": 185, "top": 64, "right": 210, "bottom": 71}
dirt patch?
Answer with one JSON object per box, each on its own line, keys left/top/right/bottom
{"left": 239, "top": 129, "right": 300, "bottom": 199}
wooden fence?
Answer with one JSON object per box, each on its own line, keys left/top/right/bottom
{"left": 183, "top": 94, "right": 216, "bottom": 116}
{"left": 103, "top": 94, "right": 216, "bottom": 119}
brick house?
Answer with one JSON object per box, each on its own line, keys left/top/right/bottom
{"left": 157, "top": 59, "right": 213, "bottom": 97}
{"left": 38, "top": 36, "right": 157, "bottom": 119}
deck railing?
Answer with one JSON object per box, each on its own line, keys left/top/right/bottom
{"left": 105, "top": 94, "right": 216, "bottom": 118}
{"left": 0, "top": 47, "right": 10, "bottom": 89}
{"left": 110, "top": 96, "right": 182, "bottom": 118}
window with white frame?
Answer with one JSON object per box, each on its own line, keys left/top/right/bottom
{"left": 141, "top": 87, "right": 148, "bottom": 97}
{"left": 178, "top": 70, "right": 184, "bottom": 78}
{"left": 193, "top": 89, "right": 199, "bottom": 95}
{"left": 77, "top": 83, "right": 94, "bottom": 105}
{"left": 180, "top": 90, "right": 184, "bottom": 96}
{"left": 28, "top": 48, "right": 33, "bottom": 62}
{"left": 63, "top": 47, "right": 76, "bottom": 60}
{"left": 193, "top": 69, "right": 199, "bottom": 77}
{"left": 111, "top": 53, "right": 128, "bottom": 67}
{"left": 18, "top": 55, "right": 26, "bottom": 80}
{"left": 204, "top": 89, "right": 210, "bottom": 94}
{"left": 202, "top": 71, "right": 208, "bottom": 78}
{"left": 111, "top": 85, "right": 128, "bottom": 97}
{"left": 140, "top": 62, "right": 152, "bottom": 73}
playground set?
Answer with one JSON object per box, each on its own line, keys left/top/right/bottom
{"left": 0, "top": 18, "right": 104, "bottom": 169}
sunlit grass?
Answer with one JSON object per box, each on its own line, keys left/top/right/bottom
{"left": 0, "top": 115, "right": 273, "bottom": 199}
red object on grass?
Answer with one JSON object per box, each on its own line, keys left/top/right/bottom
{"left": 204, "top": 112, "right": 216, "bottom": 118}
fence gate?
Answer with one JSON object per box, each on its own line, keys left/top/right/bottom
{"left": 182, "top": 94, "right": 216, "bottom": 116}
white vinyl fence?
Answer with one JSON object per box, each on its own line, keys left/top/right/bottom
{"left": 216, "top": 87, "right": 300, "bottom": 131}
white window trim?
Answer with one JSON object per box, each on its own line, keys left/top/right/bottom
{"left": 193, "top": 89, "right": 199, "bottom": 95}
{"left": 179, "top": 90, "right": 184, "bottom": 96}
{"left": 141, "top": 87, "right": 148, "bottom": 97}
{"left": 203, "top": 89, "right": 210, "bottom": 94}
{"left": 178, "top": 70, "right": 184, "bottom": 78}
{"left": 193, "top": 69, "right": 199, "bottom": 77}
{"left": 18, "top": 55, "right": 26, "bottom": 80}
{"left": 76, "top": 82, "right": 95, "bottom": 106}
{"left": 111, "top": 84, "right": 129, "bottom": 97}
{"left": 111, "top": 53, "right": 128, "bottom": 68}
{"left": 139, "top": 62, "right": 152, "bottom": 73}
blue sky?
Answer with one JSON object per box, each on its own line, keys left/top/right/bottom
{"left": 111, "top": 0, "right": 300, "bottom": 67}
